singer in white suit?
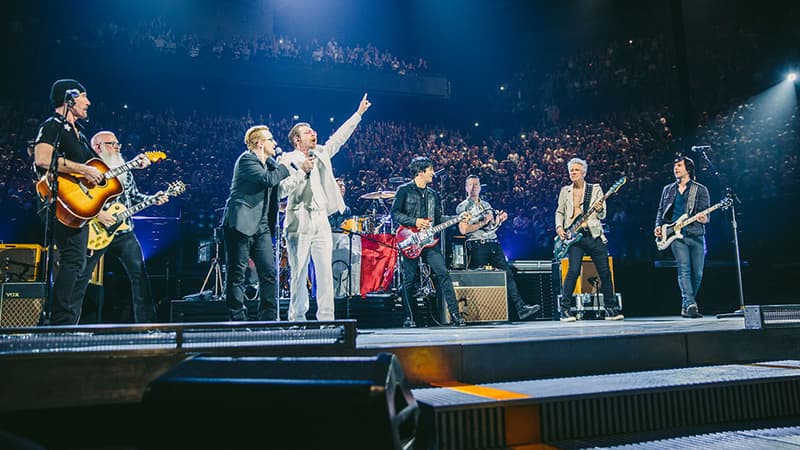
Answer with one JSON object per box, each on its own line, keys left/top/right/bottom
{"left": 279, "top": 94, "right": 372, "bottom": 321}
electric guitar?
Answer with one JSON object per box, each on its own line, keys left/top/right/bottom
{"left": 87, "top": 181, "right": 186, "bottom": 251}
{"left": 655, "top": 197, "right": 732, "bottom": 250}
{"left": 553, "top": 176, "right": 626, "bottom": 260}
{"left": 36, "top": 151, "right": 167, "bottom": 228}
{"left": 397, "top": 212, "right": 470, "bottom": 259}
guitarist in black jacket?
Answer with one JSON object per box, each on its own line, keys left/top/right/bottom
{"left": 391, "top": 156, "right": 465, "bottom": 327}
{"left": 654, "top": 156, "right": 710, "bottom": 318}
{"left": 221, "top": 125, "right": 290, "bottom": 321}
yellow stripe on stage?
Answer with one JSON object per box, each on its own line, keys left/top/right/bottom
{"left": 430, "top": 381, "right": 551, "bottom": 447}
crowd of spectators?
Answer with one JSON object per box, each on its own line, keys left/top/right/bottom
{"left": 10, "top": 15, "right": 429, "bottom": 76}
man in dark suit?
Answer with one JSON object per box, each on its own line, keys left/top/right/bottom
{"left": 222, "top": 125, "right": 291, "bottom": 321}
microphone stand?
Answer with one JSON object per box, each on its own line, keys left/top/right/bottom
{"left": 694, "top": 147, "right": 746, "bottom": 318}
{"left": 40, "top": 102, "right": 70, "bottom": 325}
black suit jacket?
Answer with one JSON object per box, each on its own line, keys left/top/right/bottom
{"left": 222, "top": 151, "right": 289, "bottom": 238}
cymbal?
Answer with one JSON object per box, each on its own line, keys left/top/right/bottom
{"left": 359, "top": 190, "right": 396, "bottom": 200}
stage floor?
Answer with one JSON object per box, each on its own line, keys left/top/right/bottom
{"left": 355, "top": 315, "right": 745, "bottom": 349}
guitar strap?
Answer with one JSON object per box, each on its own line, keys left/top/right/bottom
{"left": 581, "top": 184, "right": 593, "bottom": 228}
{"left": 426, "top": 188, "right": 437, "bottom": 224}
{"left": 686, "top": 183, "right": 698, "bottom": 215}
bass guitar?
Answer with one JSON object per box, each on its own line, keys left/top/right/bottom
{"left": 87, "top": 181, "right": 186, "bottom": 251}
{"left": 397, "top": 212, "right": 469, "bottom": 259}
{"left": 553, "top": 176, "right": 626, "bottom": 260}
{"left": 36, "top": 151, "right": 167, "bottom": 228}
{"left": 655, "top": 197, "right": 732, "bottom": 250}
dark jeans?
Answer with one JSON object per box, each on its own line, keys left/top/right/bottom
{"left": 561, "top": 233, "right": 616, "bottom": 309}
{"left": 400, "top": 246, "right": 460, "bottom": 322}
{"left": 73, "top": 231, "right": 157, "bottom": 323}
{"left": 50, "top": 222, "right": 89, "bottom": 325}
{"left": 224, "top": 226, "right": 277, "bottom": 321}
{"left": 670, "top": 235, "right": 705, "bottom": 310}
{"left": 466, "top": 240, "right": 532, "bottom": 314}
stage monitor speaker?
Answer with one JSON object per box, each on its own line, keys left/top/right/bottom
{"left": 0, "top": 244, "right": 43, "bottom": 282}
{"left": 560, "top": 256, "right": 615, "bottom": 294}
{"left": 511, "top": 260, "right": 560, "bottom": 321}
{"left": 444, "top": 270, "right": 508, "bottom": 324}
{"left": 141, "top": 353, "right": 418, "bottom": 450}
{"left": 0, "top": 282, "right": 45, "bottom": 327}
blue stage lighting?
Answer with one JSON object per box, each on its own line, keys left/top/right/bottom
{"left": 788, "top": 72, "right": 798, "bottom": 82}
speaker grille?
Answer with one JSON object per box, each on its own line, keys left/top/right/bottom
{"left": 1, "top": 296, "right": 44, "bottom": 327}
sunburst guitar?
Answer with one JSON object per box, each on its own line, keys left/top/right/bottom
{"left": 87, "top": 181, "right": 185, "bottom": 251}
{"left": 36, "top": 151, "right": 166, "bottom": 228}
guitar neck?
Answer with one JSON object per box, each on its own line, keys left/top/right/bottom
{"left": 104, "top": 159, "right": 140, "bottom": 180}
{"left": 118, "top": 194, "right": 161, "bottom": 220}
{"left": 680, "top": 202, "right": 725, "bottom": 227}
{"left": 428, "top": 215, "right": 462, "bottom": 235}
{"left": 567, "top": 192, "right": 612, "bottom": 232}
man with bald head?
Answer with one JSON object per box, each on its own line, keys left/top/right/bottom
{"left": 71, "top": 131, "right": 167, "bottom": 323}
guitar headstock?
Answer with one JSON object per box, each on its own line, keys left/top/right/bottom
{"left": 143, "top": 151, "right": 167, "bottom": 163}
{"left": 720, "top": 197, "right": 733, "bottom": 209}
{"left": 166, "top": 180, "right": 186, "bottom": 196}
{"left": 608, "top": 176, "right": 627, "bottom": 194}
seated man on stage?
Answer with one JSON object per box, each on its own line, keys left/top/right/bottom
{"left": 555, "top": 158, "right": 623, "bottom": 322}
{"left": 391, "top": 156, "right": 466, "bottom": 327}
{"left": 456, "top": 175, "right": 541, "bottom": 321}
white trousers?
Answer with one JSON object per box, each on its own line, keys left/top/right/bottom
{"left": 285, "top": 209, "right": 334, "bottom": 321}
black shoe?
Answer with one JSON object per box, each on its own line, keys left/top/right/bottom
{"left": 456, "top": 317, "right": 467, "bottom": 327}
{"left": 517, "top": 304, "right": 541, "bottom": 321}
{"left": 604, "top": 306, "right": 624, "bottom": 321}
{"left": 402, "top": 318, "right": 416, "bottom": 328}
{"left": 559, "top": 308, "right": 577, "bottom": 322}
{"left": 682, "top": 304, "right": 702, "bottom": 318}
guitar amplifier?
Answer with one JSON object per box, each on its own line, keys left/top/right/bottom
{"left": 1, "top": 282, "right": 45, "bottom": 327}
{"left": 559, "top": 256, "right": 616, "bottom": 294}
{"left": 442, "top": 270, "right": 508, "bottom": 324}
{"left": 0, "top": 244, "right": 43, "bottom": 282}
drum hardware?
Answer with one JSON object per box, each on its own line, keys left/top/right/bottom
{"left": 198, "top": 226, "right": 225, "bottom": 301}
{"left": 358, "top": 190, "right": 396, "bottom": 200}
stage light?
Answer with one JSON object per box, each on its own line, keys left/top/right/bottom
{"left": 329, "top": 116, "right": 335, "bottom": 123}
{"left": 520, "top": 133, "right": 526, "bottom": 139}
{"left": 474, "top": 122, "right": 479, "bottom": 127}
{"left": 788, "top": 72, "right": 798, "bottom": 82}
{"left": 499, "top": 84, "right": 506, "bottom": 91}
{"left": 292, "top": 114, "right": 299, "bottom": 120}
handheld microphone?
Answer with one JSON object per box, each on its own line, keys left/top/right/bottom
{"left": 273, "top": 146, "right": 283, "bottom": 157}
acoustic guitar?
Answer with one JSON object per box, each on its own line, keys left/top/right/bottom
{"left": 35, "top": 151, "right": 166, "bottom": 228}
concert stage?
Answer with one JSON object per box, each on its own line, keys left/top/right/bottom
{"left": 1, "top": 316, "right": 799, "bottom": 449}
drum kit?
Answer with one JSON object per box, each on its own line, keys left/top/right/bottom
{"left": 339, "top": 189, "right": 396, "bottom": 235}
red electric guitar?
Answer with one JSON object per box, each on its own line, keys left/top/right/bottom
{"left": 396, "top": 212, "right": 469, "bottom": 259}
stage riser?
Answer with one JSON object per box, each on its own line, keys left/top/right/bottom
{"left": 414, "top": 362, "right": 800, "bottom": 449}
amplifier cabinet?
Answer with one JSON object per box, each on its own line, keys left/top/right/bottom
{"left": 0, "top": 244, "right": 43, "bottom": 282}
{"left": 443, "top": 270, "right": 508, "bottom": 324}
{"left": 1, "top": 282, "right": 45, "bottom": 327}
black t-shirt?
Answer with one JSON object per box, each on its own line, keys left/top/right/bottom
{"left": 33, "top": 115, "right": 95, "bottom": 176}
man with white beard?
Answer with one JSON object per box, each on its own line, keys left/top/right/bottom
{"left": 71, "top": 131, "right": 167, "bottom": 323}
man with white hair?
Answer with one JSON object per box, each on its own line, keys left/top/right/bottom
{"left": 72, "top": 131, "right": 167, "bottom": 323}
{"left": 555, "top": 157, "right": 622, "bottom": 322}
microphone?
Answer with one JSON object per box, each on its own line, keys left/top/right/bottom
{"left": 690, "top": 145, "right": 711, "bottom": 151}
{"left": 273, "top": 146, "right": 284, "bottom": 157}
